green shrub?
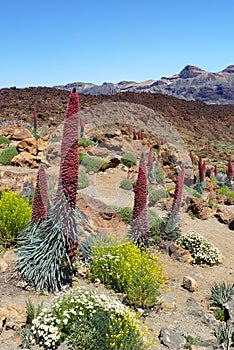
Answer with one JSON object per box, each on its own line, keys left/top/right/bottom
{"left": 119, "top": 178, "right": 133, "bottom": 190}
{"left": 121, "top": 152, "right": 137, "bottom": 168}
{"left": 177, "top": 231, "right": 223, "bottom": 266}
{"left": 0, "top": 146, "right": 18, "bottom": 165}
{"left": 78, "top": 138, "right": 96, "bottom": 148}
{"left": 89, "top": 237, "right": 166, "bottom": 308}
{"left": 24, "top": 287, "right": 151, "bottom": 350}
{"left": 113, "top": 207, "right": 133, "bottom": 225}
{"left": 148, "top": 188, "right": 168, "bottom": 206}
{"left": 184, "top": 184, "right": 202, "bottom": 198}
{"left": 212, "top": 323, "right": 234, "bottom": 350}
{"left": 154, "top": 168, "right": 164, "bottom": 183}
{"left": 78, "top": 171, "right": 89, "bottom": 189}
{"left": 184, "top": 335, "right": 206, "bottom": 349}
{"left": 78, "top": 152, "right": 85, "bottom": 163}
{"left": 0, "top": 189, "right": 32, "bottom": 247}
{"left": 148, "top": 209, "right": 162, "bottom": 245}
{"left": 0, "top": 136, "right": 10, "bottom": 145}
{"left": 80, "top": 155, "right": 106, "bottom": 173}
{"left": 216, "top": 186, "right": 234, "bottom": 204}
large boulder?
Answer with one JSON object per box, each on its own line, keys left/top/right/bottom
{"left": 0, "top": 125, "right": 33, "bottom": 141}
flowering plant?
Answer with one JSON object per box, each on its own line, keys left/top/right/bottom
{"left": 25, "top": 287, "right": 151, "bottom": 349}
{"left": 177, "top": 231, "right": 223, "bottom": 266}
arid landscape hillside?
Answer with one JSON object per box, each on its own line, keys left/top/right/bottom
{"left": 0, "top": 87, "right": 234, "bottom": 143}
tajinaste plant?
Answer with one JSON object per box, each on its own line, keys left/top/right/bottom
{"left": 17, "top": 88, "right": 83, "bottom": 292}
{"left": 160, "top": 168, "right": 184, "bottom": 241}
{"left": 79, "top": 117, "right": 85, "bottom": 138}
{"left": 32, "top": 108, "right": 39, "bottom": 139}
{"left": 189, "top": 151, "right": 194, "bottom": 165}
{"left": 129, "top": 157, "right": 149, "bottom": 246}
{"left": 147, "top": 148, "right": 155, "bottom": 183}
{"left": 195, "top": 156, "right": 206, "bottom": 194}
{"left": 17, "top": 164, "right": 48, "bottom": 245}
{"left": 225, "top": 158, "right": 233, "bottom": 188}
{"left": 133, "top": 130, "right": 137, "bottom": 140}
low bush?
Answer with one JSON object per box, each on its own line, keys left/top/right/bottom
{"left": 148, "top": 188, "right": 168, "bottom": 206}
{"left": 177, "top": 231, "right": 223, "bottom": 266}
{"left": 148, "top": 209, "right": 162, "bottom": 245}
{"left": 78, "top": 138, "right": 96, "bottom": 148}
{"left": 113, "top": 207, "right": 133, "bottom": 225}
{"left": 119, "top": 178, "right": 133, "bottom": 190}
{"left": 81, "top": 155, "right": 107, "bottom": 173}
{"left": 0, "top": 146, "right": 18, "bottom": 165}
{"left": 78, "top": 170, "right": 89, "bottom": 189}
{"left": 210, "top": 281, "right": 234, "bottom": 321}
{"left": 154, "top": 168, "right": 164, "bottom": 183}
{"left": 89, "top": 237, "right": 166, "bottom": 308}
{"left": 216, "top": 186, "right": 234, "bottom": 205}
{"left": 0, "top": 136, "right": 10, "bottom": 145}
{"left": 121, "top": 152, "right": 137, "bottom": 168}
{"left": 23, "top": 287, "right": 152, "bottom": 350}
{"left": 0, "top": 189, "right": 32, "bottom": 246}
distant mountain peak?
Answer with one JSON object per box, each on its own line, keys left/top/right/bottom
{"left": 179, "top": 65, "right": 205, "bottom": 79}
{"left": 222, "top": 65, "right": 234, "bottom": 73}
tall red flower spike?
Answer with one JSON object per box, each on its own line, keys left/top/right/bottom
{"left": 56, "top": 88, "right": 79, "bottom": 208}
{"left": 130, "top": 157, "right": 149, "bottom": 246}
{"left": 33, "top": 108, "right": 38, "bottom": 131}
{"left": 133, "top": 130, "right": 137, "bottom": 140}
{"left": 172, "top": 168, "right": 185, "bottom": 215}
{"left": 189, "top": 152, "right": 194, "bottom": 165}
{"left": 214, "top": 164, "right": 218, "bottom": 177}
{"left": 226, "top": 158, "right": 233, "bottom": 181}
{"left": 148, "top": 148, "right": 154, "bottom": 166}
{"left": 32, "top": 164, "right": 48, "bottom": 222}
{"left": 198, "top": 156, "right": 206, "bottom": 182}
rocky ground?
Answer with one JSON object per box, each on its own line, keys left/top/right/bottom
{"left": 0, "top": 96, "right": 234, "bottom": 349}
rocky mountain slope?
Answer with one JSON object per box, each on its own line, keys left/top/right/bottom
{"left": 54, "top": 65, "right": 234, "bottom": 104}
{"left": 0, "top": 87, "right": 234, "bottom": 143}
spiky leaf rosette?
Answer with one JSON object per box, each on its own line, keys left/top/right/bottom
{"left": 16, "top": 205, "right": 81, "bottom": 291}
{"left": 130, "top": 158, "right": 149, "bottom": 246}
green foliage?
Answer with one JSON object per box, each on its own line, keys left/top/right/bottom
{"left": 195, "top": 180, "right": 205, "bottom": 194}
{"left": 184, "top": 335, "right": 206, "bottom": 349}
{"left": 119, "top": 178, "right": 133, "bottom": 191}
{"left": 78, "top": 152, "right": 85, "bottom": 163}
{"left": 0, "top": 136, "right": 10, "bottom": 145}
{"left": 89, "top": 237, "right": 166, "bottom": 308}
{"left": 0, "top": 189, "right": 32, "bottom": 247}
{"left": 154, "top": 168, "right": 164, "bottom": 183}
{"left": 210, "top": 281, "right": 234, "bottom": 309}
{"left": 212, "top": 323, "right": 234, "bottom": 350}
{"left": 148, "top": 188, "right": 168, "bottom": 206}
{"left": 148, "top": 209, "right": 162, "bottom": 245}
{"left": 24, "top": 287, "right": 151, "bottom": 349}
{"left": 78, "top": 170, "right": 89, "bottom": 189}
{"left": 78, "top": 138, "right": 96, "bottom": 148}
{"left": 0, "top": 146, "right": 18, "bottom": 165}
{"left": 121, "top": 152, "right": 137, "bottom": 168}
{"left": 25, "top": 299, "right": 43, "bottom": 325}
{"left": 81, "top": 155, "right": 107, "bottom": 173}
{"left": 216, "top": 186, "right": 234, "bottom": 204}
{"left": 113, "top": 206, "right": 133, "bottom": 225}
{"left": 177, "top": 231, "right": 223, "bottom": 266}
{"left": 159, "top": 211, "right": 181, "bottom": 241}
{"left": 184, "top": 184, "right": 202, "bottom": 198}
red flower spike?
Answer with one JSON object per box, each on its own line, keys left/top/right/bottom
{"left": 32, "top": 164, "right": 48, "bottom": 222}
{"left": 172, "top": 168, "right": 185, "bottom": 215}
{"left": 131, "top": 158, "right": 149, "bottom": 245}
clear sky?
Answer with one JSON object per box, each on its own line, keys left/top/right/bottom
{"left": 0, "top": 0, "right": 233, "bottom": 88}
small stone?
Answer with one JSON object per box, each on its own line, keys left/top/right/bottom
{"left": 0, "top": 259, "right": 8, "bottom": 273}
{"left": 183, "top": 276, "right": 198, "bottom": 292}
{"left": 159, "top": 327, "right": 186, "bottom": 348}
{"left": 157, "top": 294, "right": 177, "bottom": 313}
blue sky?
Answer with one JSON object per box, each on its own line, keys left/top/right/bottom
{"left": 0, "top": 0, "right": 233, "bottom": 88}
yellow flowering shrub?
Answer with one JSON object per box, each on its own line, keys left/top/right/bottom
{"left": 90, "top": 238, "right": 166, "bottom": 308}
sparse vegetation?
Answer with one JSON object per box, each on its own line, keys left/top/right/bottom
{"left": 0, "top": 146, "right": 18, "bottom": 165}
{"left": 121, "top": 152, "right": 137, "bottom": 168}
{"left": 119, "top": 178, "right": 133, "bottom": 190}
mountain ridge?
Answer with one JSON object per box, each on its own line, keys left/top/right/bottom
{"left": 54, "top": 65, "right": 234, "bottom": 104}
